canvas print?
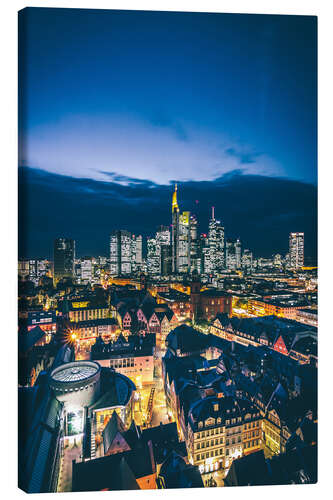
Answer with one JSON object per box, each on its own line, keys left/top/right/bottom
{"left": 18, "top": 7, "right": 317, "bottom": 493}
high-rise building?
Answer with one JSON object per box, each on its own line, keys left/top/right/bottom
{"left": 156, "top": 225, "right": 170, "bottom": 247}
{"left": 289, "top": 232, "right": 304, "bottom": 269}
{"left": 109, "top": 230, "right": 132, "bottom": 275}
{"left": 156, "top": 225, "right": 171, "bottom": 275}
{"left": 273, "top": 254, "right": 283, "bottom": 268}
{"left": 28, "top": 259, "right": 48, "bottom": 283}
{"left": 131, "top": 234, "right": 143, "bottom": 273}
{"left": 235, "top": 238, "right": 242, "bottom": 269}
{"left": 53, "top": 238, "right": 75, "bottom": 284}
{"left": 171, "top": 184, "right": 180, "bottom": 274}
{"left": 178, "top": 211, "right": 191, "bottom": 274}
{"left": 147, "top": 237, "right": 160, "bottom": 275}
{"left": 225, "top": 240, "right": 237, "bottom": 270}
{"left": 190, "top": 214, "right": 199, "bottom": 272}
{"left": 208, "top": 207, "right": 225, "bottom": 273}
{"left": 161, "top": 244, "right": 172, "bottom": 275}
{"left": 241, "top": 249, "right": 253, "bottom": 273}
{"left": 80, "top": 258, "right": 93, "bottom": 283}
{"left": 171, "top": 184, "right": 191, "bottom": 274}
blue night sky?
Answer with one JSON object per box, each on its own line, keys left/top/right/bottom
{"left": 18, "top": 8, "right": 317, "bottom": 260}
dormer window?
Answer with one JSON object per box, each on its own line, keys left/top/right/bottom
{"left": 198, "top": 421, "right": 203, "bottom": 429}
{"left": 214, "top": 403, "right": 219, "bottom": 411}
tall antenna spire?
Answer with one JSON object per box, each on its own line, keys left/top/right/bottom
{"left": 212, "top": 206, "right": 215, "bottom": 220}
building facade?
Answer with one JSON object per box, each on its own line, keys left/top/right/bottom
{"left": 289, "top": 232, "right": 304, "bottom": 269}
{"left": 53, "top": 238, "right": 75, "bottom": 284}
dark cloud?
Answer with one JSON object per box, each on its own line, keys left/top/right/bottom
{"left": 19, "top": 167, "right": 317, "bottom": 261}
{"left": 98, "top": 171, "right": 157, "bottom": 187}
{"left": 225, "top": 147, "right": 264, "bottom": 164}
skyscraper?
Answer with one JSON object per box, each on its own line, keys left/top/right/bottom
{"left": 171, "top": 184, "right": 180, "bottom": 274}
{"left": 235, "top": 238, "right": 242, "bottom": 269}
{"left": 208, "top": 207, "right": 225, "bottom": 273}
{"left": 226, "top": 240, "right": 237, "bottom": 270}
{"left": 131, "top": 234, "right": 143, "bottom": 273}
{"left": 109, "top": 230, "right": 132, "bottom": 275}
{"left": 80, "top": 258, "right": 93, "bottom": 284}
{"left": 241, "top": 249, "right": 253, "bottom": 273}
{"left": 147, "top": 237, "right": 160, "bottom": 275}
{"left": 178, "top": 211, "right": 191, "bottom": 274}
{"left": 156, "top": 225, "right": 171, "bottom": 275}
{"left": 171, "top": 185, "right": 191, "bottom": 274}
{"left": 289, "top": 232, "right": 304, "bottom": 269}
{"left": 53, "top": 238, "right": 75, "bottom": 284}
{"left": 190, "top": 214, "right": 199, "bottom": 272}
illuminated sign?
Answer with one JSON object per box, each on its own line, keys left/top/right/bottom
{"left": 72, "top": 301, "right": 90, "bottom": 308}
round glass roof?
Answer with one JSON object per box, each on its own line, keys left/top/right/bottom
{"left": 51, "top": 363, "right": 99, "bottom": 383}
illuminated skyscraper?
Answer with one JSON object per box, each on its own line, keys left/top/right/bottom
{"left": 109, "top": 230, "right": 132, "bottom": 275}
{"left": 226, "top": 240, "right": 237, "bottom": 270}
{"left": 208, "top": 207, "right": 225, "bottom": 273}
{"left": 178, "top": 211, "right": 191, "bottom": 273}
{"left": 157, "top": 225, "right": 171, "bottom": 275}
{"left": 241, "top": 249, "right": 253, "bottom": 273}
{"left": 235, "top": 238, "right": 242, "bottom": 269}
{"left": 170, "top": 185, "right": 191, "bottom": 274}
{"left": 131, "top": 234, "right": 142, "bottom": 272}
{"left": 147, "top": 237, "right": 160, "bottom": 275}
{"left": 53, "top": 238, "right": 75, "bottom": 284}
{"left": 190, "top": 214, "right": 199, "bottom": 272}
{"left": 171, "top": 184, "right": 180, "bottom": 273}
{"left": 289, "top": 232, "right": 304, "bottom": 269}
{"left": 80, "top": 258, "right": 93, "bottom": 284}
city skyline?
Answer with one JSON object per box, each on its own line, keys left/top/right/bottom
{"left": 19, "top": 172, "right": 316, "bottom": 261}
{"left": 18, "top": 8, "right": 317, "bottom": 260}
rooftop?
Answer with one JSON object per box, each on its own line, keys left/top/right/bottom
{"left": 50, "top": 361, "right": 100, "bottom": 383}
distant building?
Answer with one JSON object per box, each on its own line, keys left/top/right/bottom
{"left": 80, "top": 258, "right": 93, "bottom": 284}
{"left": 18, "top": 259, "right": 30, "bottom": 279}
{"left": 171, "top": 184, "right": 191, "bottom": 274}
{"left": 226, "top": 240, "right": 237, "bottom": 270}
{"left": 131, "top": 234, "right": 142, "bottom": 272}
{"left": 53, "top": 238, "right": 75, "bottom": 284}
{"left": 110, "top": 230, "right": 132, "bottom": 276}
{"left": 178, "top": 211, "right": 191, "bottom": 274}
{"left": 208, "top": 207, "right": 225, "bottom": 273}
{"left": 189, "top": 214, "right": 199, "bottom": 272}
{"left": 171, "top": 184, "right": 180, "bottom": 274}
{"left": 147, "top": 237, "right": 160, "bottom": 275}
{"left": 241, "top": 249, "right": 253, "bottom": 272}
{"left": 289, "top": 232, "right": 304, "bottom": 269}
